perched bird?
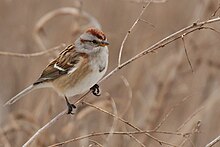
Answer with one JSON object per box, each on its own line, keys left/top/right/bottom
{"left": 4, "top": 28, "right": 109, "bottom": 114}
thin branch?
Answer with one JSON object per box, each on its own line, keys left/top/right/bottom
{"left": 83, "top": 102, "right": 177, "bottom": 147}
{"left": 33, "top": 7, "right": 101, "bottom": 50}
{"left": 0, "top": 44, "right": 65, "bottom": 58}
{"left": 210, "top": 3, "right": 220, "bottom": 18}
{"left": 202, "top": 26, "right": 220, "bottom": 35}
{"left": 48, "top": 129, "right": 190, "bottom": 147}
{"left": 89, "top": 139, "right": 103, "bottom": 147}
{"left": 139, "top": 18, "right": 156, "bottom": 28}
{"left": 22, "top": 110, "right": 66, "bottom": 147}
{"left": 87, "top": 98, "right": 146, "bottom": 147}
{"left": 153, "top": 95, "right": 191, "bottom": 131}
{"left": 179, "top": 121, "right": 201, "bottom": 147}
{"left": 100, "top": 17, "right": 220, "bottom": 83}
{"left": 205, "top": 135, "right": 220, "bottom": 147}
{"left": 181, "top": 35, "right": 194, "bottom": 72}
{"left": 22, "top": 91, "right": 90, "bottom": 147}
{"left": 124, "top": 0, "right": 167, "bottom": 4}
{"left": 117, "top": 0, "right": 152, "bottom": 66}
{"left": 176, "top": 106, "right": 204, "bottom": 132}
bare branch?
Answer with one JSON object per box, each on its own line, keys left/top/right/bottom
{"left": 89, "top": 139, "right": 103, "bottom": 147}
{"left": 181, "top": 35, "right": 194, "bottom": 72}
{"left": 206, "top": 135, "right": 220, "bottom": 147}
{"left": 48, "top": 129, "right": 192, "bottom": 147}
{"left": 101, "top": 17, "right": 220, "bottom": 83}
{"left": 210, "top": 3, "right": 220, "bottom": 18}
{"left": 139, "top": 19, "right": 156, "bottom": 28}
{"left": 33, "top": 7, "right": 101, "bottom": 50}
{"left": 0, "top": 44, "right": 65, "bottom": 58}
{"left": 179, "top": 121, "right": 201, "bottom": 146}
{"left": 83, "top": 102, "right": 178, "bottom": 147}
{"left": 117, "top": 0, "right": 152, "bottom": 66}
{"left": 153, "top": 95, "right": 191, "bottom": 131}
{"left": 22, "top": 110, "right": 66, "bottom": 147}
{"left": 124, "top": 0, "right": 167, "bottom": 4}
{"left": 176, "top": 106, "right": 204, "bottom": 132}
{"left": 22, "top": 91, "right": 90, "bottom": 147}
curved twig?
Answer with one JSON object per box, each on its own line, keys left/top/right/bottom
{"left": 118, "top": 0, "right": 152, "bottom": 66}
{"left": 33, "top": 7, "right": 101, "bottom": 51}
{"left": 0, "top": 44, "right": 65, "bottom": 58}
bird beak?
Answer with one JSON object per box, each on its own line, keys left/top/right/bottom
{"left": 100, "top": 41, "right": 110, "bottom": 47}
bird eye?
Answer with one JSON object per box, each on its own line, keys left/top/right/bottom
{"left": 92, "top": 40, "right": 98, "bottom": 44}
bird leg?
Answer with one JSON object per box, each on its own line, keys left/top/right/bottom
{"left": 64, "top": 96, "right": 76, "bottom": 115}
{"left": 90, "top": 84, "right": 101, "bottom": 96}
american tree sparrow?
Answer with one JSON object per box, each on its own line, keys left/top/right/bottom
{"left": 4, "top": 28, "right": 109, "bottom": 114}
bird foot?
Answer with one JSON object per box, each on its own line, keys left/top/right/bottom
{"left": 90, "top": 84, "right": 101, "bottom": 96}
{"left": 65, "top": 96, "right": 76, "bottom": 115}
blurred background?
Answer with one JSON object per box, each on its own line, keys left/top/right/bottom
{"left": 0, "top": 0, "right": 220, "bottom": 146}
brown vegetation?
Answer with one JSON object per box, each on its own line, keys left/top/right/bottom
{"left": 1, "top": 0, "right": 220, "bottom": 146}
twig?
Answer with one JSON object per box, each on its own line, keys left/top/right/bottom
{"left": 0, "top": 44, "right": 65, "bottom": 58}
{"left": 153, "top": 95, "right": 191, "bottom": 131}
{"left": 83, "top": 102, "right": 177, "bottom": 147}
{"left": 202, "top": 26, "right": 220, "bottom": 35}
{"left": 117, "top": 0, "right": 152, "bottom": 66}
{"left": 181, "top": 35, "right": 194, "bottom": 72}
{"left": 89, "top": 139, "right": 103, "bottom": 147}
{"left": 100, "top": 17, "right": 220, "bottom": 83}
{"left": 48, "top": 129, "right": 189, "bottom": 147}
{"left": 34, "top": 7, "right": 101, "bottom": 51}
{"left": 176, "top": 106, "right": 204, "bottom": 132}
{"left": 139, "top": 18, "right": 156, "bottom": 28}
{"left": 88, "top": 98, "right": 146, "bottom": 147}
{"left": 179, "top": 121, "right": 201, "bottom": 147}
{"left": 22, "top": 91, "right": 90, "bottom": 147}
{"left": 205, "top": 135, "right": 220, "bottom": 147}
{"left": 123, "top": 0, "right": 167, "bottom": 4}
{"left": 22, "top": 110, "right": 66, "bottom": 147}
{"left": 210, "top": 3, "right": 220, "bottom": 18}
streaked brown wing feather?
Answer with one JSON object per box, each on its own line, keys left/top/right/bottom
{"left": 34, "top": 45, "right": 84, "bottom": 85}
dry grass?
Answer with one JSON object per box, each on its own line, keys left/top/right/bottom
{"left": 1, "top": 0, "right": 220, "bottom": 146}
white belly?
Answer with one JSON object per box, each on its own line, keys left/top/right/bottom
{"left": 64, "top": 67, "right": 106, "bottom": 97}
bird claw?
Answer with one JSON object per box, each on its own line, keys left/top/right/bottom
{"left": 90, "top": 84, "right": 101, "bottom": 96}
{"left": 65, "top": 96, "right": 76, "bottom": 115}
{"left": 67, "top": 103, "right": 76, "bottom": 115}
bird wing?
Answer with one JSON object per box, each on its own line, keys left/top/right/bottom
{"left": 34, "top": 45, "right": 87, "bottom": 85}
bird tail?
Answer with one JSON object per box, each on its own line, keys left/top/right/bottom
{"left": 4, "top": 84, "right": 40, "bottom": 106}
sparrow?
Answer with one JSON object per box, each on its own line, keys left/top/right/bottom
{"left": 4, "top": 28, "right": 109, "bottom": 114}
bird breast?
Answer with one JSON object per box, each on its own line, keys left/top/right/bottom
{"left": 53, "top": 47, "right": 108, "bottom": 97}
